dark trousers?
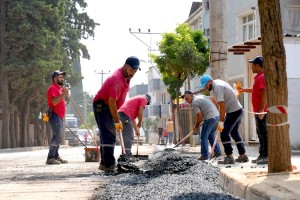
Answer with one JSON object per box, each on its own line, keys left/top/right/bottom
{"left": 93, "top": 101, "right": 116, "bottom": 167}
{"left": 118, "top": 112, "right": 134, "bottom": 157}
{"left": 255, "top": 114, "right": 268, "bottom": 157}
{"left": 220, "top": 108, "right": 246, "bottom": 156}
{"left": 47, "top": 113, "right": 62, "bottom": 159}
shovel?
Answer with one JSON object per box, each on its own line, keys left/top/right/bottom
{"left": 165, "top": 122, "right": 204, "bottom": 151}
{"left": 133, "top": 132, "right": 149, "bottom": 160}
{"left": 117, "top": 129, "right": 128, "bottom": 162}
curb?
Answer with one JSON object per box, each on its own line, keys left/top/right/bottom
{"left": 0, "top": 145, "right": 70, "bottom": 153}
{"left": 219, "top": 167, "right": 300, "bottom": 200}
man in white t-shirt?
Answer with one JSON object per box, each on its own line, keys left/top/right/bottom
{"left": 200, "top": 75, "right": 249, "bottom": 164}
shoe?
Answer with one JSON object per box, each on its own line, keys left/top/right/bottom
{"left": 217, "top": 157, "right": 235, "bottom": 164}
{"left": 197, "top": 156, "right": 209, "bottom": 161}
{"left": 256, "top": 157, "right": 268, "bottom": 165}
{"left": 251, "top": 156, "right": 262, "bottom": 164}
{"left": 128, "top": 157, "right": 139, "bottom": 162}
{"left": 104, "top": 165, "right": 118, "bottom": 174}
{"left": 55, "top": 157, "right": 68, "bottom": 164}
{"left": 98, "top": 164, "right": 105, "bottom": 171}
{"left": 46, "top": 158, "right": 61, "bottom": 165}
{"left": 213, "top": 152, "right": 222, "bottom": 158}
{"left": 235, "top": 155, "right": 249, "bottom": 163}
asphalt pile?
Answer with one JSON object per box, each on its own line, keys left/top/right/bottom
{"left": 92, "top": 151, "right": 240, "bottom": 200}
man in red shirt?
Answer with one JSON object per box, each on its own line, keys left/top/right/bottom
{"left": 118, "top": 94, "right": 151, "bottom": 162}
{"left": 46, "top": 70, "right": 69, "bottom": 165}
{"left": 240, "top": 56, "right": 268, "bottom": 164}
{"left": 93, "top": 56, "right": 140, "bottom": 173}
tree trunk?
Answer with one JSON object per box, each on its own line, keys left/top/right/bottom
{"left": 9, "top": 111, "right": 16, "bottom": 148}
{"left": 258, "top": 0, "right": 292, "bottom": 173}
{"left": 19, "top": 101, "right": 30, "bottom": 147}
{"left": 34, "top": 109, "right": 40, "bottom": 146}
{"left": 209, "top": 0, "right": 228, "bottom": 80}
{"left": 15, "top": 112, "right": 20, "bottom": 147}
{"left": 187, "top": 69, "right": 195, "bottom": 146}
{"left": 0, "top": 0, "right": 11, "bottom": 149}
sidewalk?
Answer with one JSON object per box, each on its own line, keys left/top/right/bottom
{"left": 179, "top": 144, "right": 300, "bottom": 200}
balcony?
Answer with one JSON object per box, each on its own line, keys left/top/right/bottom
{"left": 161, "top": 104, "right": 170, "bottom": 117}
{"left": 147, "top": 105, "right": 161, "bottom": 117}
{"left": 148, "top": 79, "right": 160, "bottom": 92}
{"left": 129, "top": 84, "right": 148, "bottom": 97}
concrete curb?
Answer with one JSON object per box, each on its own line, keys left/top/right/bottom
{"left": 219, "top": 167, "right": 300, "bottom": 200}
{"left": 0, "top": 145, "right": 70, "bottom": 153}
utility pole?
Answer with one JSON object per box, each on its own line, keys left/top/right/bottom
{"left": 94, "top": 70, "right": 110, "bottom": 86}
{"left": 209, "top": 0, "right": 227, "bottom": 80}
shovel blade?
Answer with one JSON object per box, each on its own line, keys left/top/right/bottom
{"left": 133, "top": 155, "right": 149, "bottom": 160}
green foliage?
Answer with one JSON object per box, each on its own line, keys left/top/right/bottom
{"left": 150, "top": 23, "right": 209, "bottom": 99}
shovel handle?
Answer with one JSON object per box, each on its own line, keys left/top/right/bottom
{"left": 119, "top": 130, "right": 126, "bottom": 155}
{"left": 173, "top": 122, "right": 203, "bottom": 148}
{"left": 136, "top": 135, "right": 139, "bottom": 156}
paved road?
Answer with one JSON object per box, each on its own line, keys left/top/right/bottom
{"left": 0, "top": 144, "right": 156, "bottom": 200}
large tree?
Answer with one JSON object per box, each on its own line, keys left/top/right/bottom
{"left": 151, "top": 23, "right": 209, "bottom": 143}
{"left": 0, "top": 0, "right": 98, "bottom": 148}
{"left": 258, "top": 0, "right": 292, "bottom": 173}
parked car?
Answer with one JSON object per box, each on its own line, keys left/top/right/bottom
{"left": 77, "top": 129, "right": 93, "bottom": 146}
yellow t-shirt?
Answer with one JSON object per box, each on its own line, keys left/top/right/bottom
{"left": 166, "top": 121, "right": 174, "bottom": 132}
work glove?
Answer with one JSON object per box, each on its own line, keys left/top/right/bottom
{"left": 115, "top": 122, "right": 123, "bottom": 132}
{"left": 218, "top": 122, "right": 224, "bottom": 132}
{"left": 42, "top": 113, "right": 49, "bottom": 122}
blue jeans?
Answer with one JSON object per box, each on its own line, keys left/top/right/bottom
{"left": 199, "top": 116, "right": 221, "bottom": 159}
{"left": 168, "top": 132, "right": 174, "bottom": 144}
{"left": 220, "top": 108, "right": 246, "bottom": 156}
{"left": 119, "top": 112, "right": 134, "bottom": 157}
{"left": 93, "top": 101, "right": 116, "bottom": 167}
{"left": 47, "top": 113, "right": 63, "bottom": 159}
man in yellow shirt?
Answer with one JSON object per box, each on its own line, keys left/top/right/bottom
{"left": 166, "top": 119, "right": 174, "bottom": 144}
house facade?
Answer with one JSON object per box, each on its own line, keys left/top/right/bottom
{"left": 185, "top": 0, "right": 300, "bottom": 149}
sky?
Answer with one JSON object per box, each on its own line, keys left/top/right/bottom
{"left": 80, "top": 0, "right": 197, "bottom": 95}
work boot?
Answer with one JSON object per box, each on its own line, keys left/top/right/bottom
{"left": 46, "top": 158, "right": 61, "bottom": 165}
{"left": 197, "top": 156, "right": 209, "bottom": 161}
{"left": 217, "top": 157, "right": 235, "bottom": 164}
{"left": 235, "top": 155, "right": 249, "bottom": 163}
{"left": 104, "top": 165, "right": 118, "bottom": 174}
{"left": 98, "top": 164, "right": 105, "bottom": 171}
{"left": 213, "top": 152, "right": 222, "bottom": 158}
{"left": 55, "top": 157, "right": 68, "bottom": 164}
{"left": 256, "top": 157, "right": 268, "bottom": 165}
{"left": 251, "top": 156, "right": 262, "bottom": 164}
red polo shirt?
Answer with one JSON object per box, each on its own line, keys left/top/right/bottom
{"left": 47, "top": 83, "right": 66, "bottom": 119}
{"left": 93, "top": 67, "right": 130, "bottom": 109}
{"left": 118, "top": 96, "right": 148, "bottom": 120}
{"left": 252, "top": 72, "right": 267, "bottom": 112}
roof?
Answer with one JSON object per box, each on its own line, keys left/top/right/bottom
{"left": 227, "top": 37, "right": 261, "bottom": 55}
{"left": 189, "top": 2, "right": 202, "bottom": 17}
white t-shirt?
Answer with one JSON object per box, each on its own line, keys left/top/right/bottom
{"left": 212, "top": 79, "right": 242, "bottom": 113}
{"left": 192, "top": 95, "right": 219, "bottom": 120}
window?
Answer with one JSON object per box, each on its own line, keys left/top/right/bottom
{"left": 242, "top": 14, "right": 255, "bottom": 41}
{"left": 204, "top": 0, "right": 209, "bottom": 11}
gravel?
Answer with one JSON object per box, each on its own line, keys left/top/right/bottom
{"left": 91, "top": 151, "right": 240, "bottom": 200}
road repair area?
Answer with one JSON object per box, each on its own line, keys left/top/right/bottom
{"left": 0, "top": 144, "right": 300, "bottom": 200}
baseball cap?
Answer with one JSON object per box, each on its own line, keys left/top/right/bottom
{"left": 145, "top": 93, "right": 151, "bottom": 105}
{"left": 51, "top": 70, "right": 66, "bottom": 79}
{"left": 125, "top": 56, "right": 141, "bottom": 70}
{"left": 200, "top": 75, "right": 212, "bottom": 89}
{"left": 180, "top": 90, "right": 193, "bottom": 98}
{"left": 249, "top": 56, "right": 263, "bottom": 67}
